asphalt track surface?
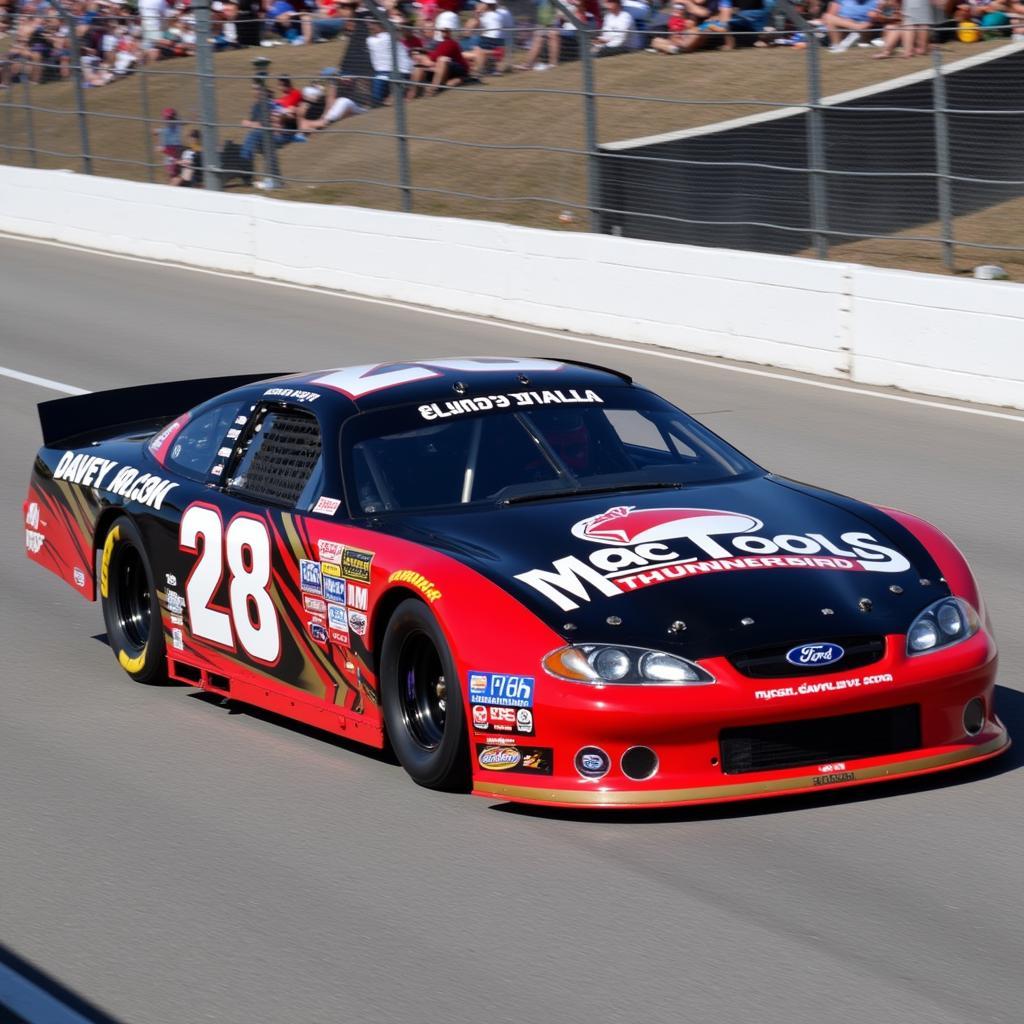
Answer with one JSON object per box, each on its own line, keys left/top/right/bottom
{"left": 2, "top": 234, "right": 1023, "bottom": 1024}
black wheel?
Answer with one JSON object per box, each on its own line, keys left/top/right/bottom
{"left": 380, "top": 599, "right": 469, "bottom": 790}
{"left": 100, "top": 516, "right": 167, "bottom": 685}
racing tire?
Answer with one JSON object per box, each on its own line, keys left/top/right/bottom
{"left": 380, "top": 599, "right": 469, "bottom": 790}
{"left": 99, "top": 516, "right": 168, "bottom": 685}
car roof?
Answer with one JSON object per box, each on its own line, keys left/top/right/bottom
{"left": 270, "top": 358, "right": 633, "bottom": 413}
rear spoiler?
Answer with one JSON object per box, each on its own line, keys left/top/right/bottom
{"left": 37, "top": 373, "right": 289, "bottom": 447}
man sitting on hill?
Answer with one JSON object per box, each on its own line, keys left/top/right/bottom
{"left": 823, "top": 0, "right": 887, "bottom": 49}
{"left": 593, "top": 0, "right": 636, "bottom": 56}
{"left": 408, "top": 11, "right": 469, "bottom": 96}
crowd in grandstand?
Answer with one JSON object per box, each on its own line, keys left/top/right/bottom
{"left": 2, "top": 0, "right": 1023, "bottom": 90}
{"left": 1, "top": 0, "right": 1022, "bottom": 183}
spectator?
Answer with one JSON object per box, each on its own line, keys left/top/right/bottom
{"left": 727, "top": 0, "right": 772, "bottom": 40}
{"left": 823, "top": 0, "right": 888, "bottom": 49}
{"left": 138, "top": 0, "right": 169, "bottom": 48}
{"left": 593, "top": 0, "right": 636, "bottom": 55}
{"left": 300, "top": 70, "right": 366, "bottom": 126}
{"left": 172, "top": 129, "right": 204, "bottom": 186}
{"left": 366, "top": 18, "right": 412, "bottom": 104}
{"left": 873, "top": 0, "right": 934, "bottom": 55}
{"left": 212, "top": 1, "right": 241, "bottom": 49}
{"left": 235, "top": 0, "right": 263, "bottom": 46}
{"left": 265, "top": 0, "right": 304, "bottom": 43}
{"left": 955, "top": 0, "right": 1011, "bottom": 35}
{"left": 240, "top": 81, "right": 273, "bottom": 164}
{"left": 649, "top": 2, "right": 693, "bottom": 51}
{"left": 155, "top": 106, "right": 183, "bottom": 179}
{"left": 409, "top": 10, "right": 469, "bottom": 95}
{"left": 301, "top": 0, "right": 349, "bottom": 43}
{"left": 464, "top": 0, "right": 507, "bottom": 75}
{"left": 516, "top": 0, "right": 595, "bottom": 69}
{"left": 672, "top": 0, "right": 730, "bottom": 50}
{"left": 1010, "top": 0, "right": 1024, "bottom": 37}
{"left": 276, "top": 75, "right": 304, "bottom": 109}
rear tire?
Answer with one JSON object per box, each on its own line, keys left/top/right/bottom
{"left": 99, "top": 516, "right": 168, "bottom": 685}
{"left": 380, "top": 599, "right": 469, "bottom": 790}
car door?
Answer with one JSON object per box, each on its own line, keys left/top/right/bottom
{"left": 176, "top": 399, "right": 348, "bottom": 713}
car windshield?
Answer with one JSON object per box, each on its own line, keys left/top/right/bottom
{"left": 342, "top": 386, "right": 760, "bottom": 514}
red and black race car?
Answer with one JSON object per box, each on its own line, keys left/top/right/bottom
{"left": 23, "top": 357, "right": 1009, "bottom": 808}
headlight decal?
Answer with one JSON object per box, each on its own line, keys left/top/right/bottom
{"left": 906, "top": 597, "right": 980, "bottom": 656}
{"left": 543, "top": 644, "right": 714, "bottom": 685}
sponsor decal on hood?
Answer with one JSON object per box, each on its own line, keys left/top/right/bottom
{"left": 516, "top": 505, "right": 912, "bottom": 611}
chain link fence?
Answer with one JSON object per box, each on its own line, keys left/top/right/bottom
{"left": 1, "top": 0, "right": 1022, "bottom": 276}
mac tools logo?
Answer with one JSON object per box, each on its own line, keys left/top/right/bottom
{"left": 516, "top": 506, "right": 911, "bottom": 611}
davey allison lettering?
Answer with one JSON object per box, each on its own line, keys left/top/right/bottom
{"left": 419, "top": 389, "right": 602, "bottom": 421}
{"left": 54, "top": 451, "right": 178, "bottom": 510}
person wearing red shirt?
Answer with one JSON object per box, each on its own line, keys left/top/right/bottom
{"left": 275, "top": 76, "right": 303, "bottom": 109}
{"left": 408, "top": 12, "right": 468, "bottom": 96}
{"left": 649, "top": 1, "right": 695, "bottom": 50}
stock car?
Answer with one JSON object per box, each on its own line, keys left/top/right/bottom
{"left": 23, "top": 357, "right": 1009, "bottom": 808}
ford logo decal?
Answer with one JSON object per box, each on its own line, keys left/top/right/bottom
{"left": 785, "top": 642, "right": 845, "bottom": 667}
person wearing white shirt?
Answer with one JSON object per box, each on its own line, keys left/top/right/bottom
{"left": 366, "top": 20, "right": 412, "bottom": 104}
{"left": 465, "top": 0, "right": 512, "bottom": 75}
{"left": 593, "top": 0, "right": 635, "bottom": 55}
{"left": 137, "top": 0, "right": 169, "bottom": 45}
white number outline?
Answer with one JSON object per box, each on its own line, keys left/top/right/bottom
{"left": 179, "top": 503, "right": 281, "bottom": 665}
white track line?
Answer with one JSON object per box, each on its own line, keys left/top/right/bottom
{"left": 0, "top": 365, "right": 89, "bottom": 395}
{"left": 2, "top": 231, "right": 1023, "bottom": 424}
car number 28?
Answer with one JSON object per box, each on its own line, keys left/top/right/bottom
{"left": 179, "top": 504, "right": 281, "bottom": 664}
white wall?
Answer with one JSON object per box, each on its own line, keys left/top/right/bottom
{"left": 2, "top": 166, "right": 1021, "bottom": 409}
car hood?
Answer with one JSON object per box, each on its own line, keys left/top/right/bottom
{"left": 380, "top": 475, "right": 948, "bottom": 660}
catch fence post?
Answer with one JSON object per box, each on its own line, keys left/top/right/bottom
{"left": 22, "top": 74, "right": 38, "bottom": 168}
{"left": 804, "top": 33, "right": 829, "bottom": 259}
{"left": 364, "top": 0, "right": 412, "bottom": 212}
{"left": 931, "top": 46, "right": 955, "bottom": 273}
{"left": 552, "top": 0, "right": 599, "bottom": 232}
{"left": 252, "top": 56, "right": 281, "bottom": 189}
{"left": 193, "top": 0, "right": 223, "bottom": 191}
{"left": 137, "top": 58, "right": 156, "bottom": 183}
{"left": 49, "top": 0, "right": 93, "bottom": 174}
{"left": 2, "top": 81, "right": 13, "bottom": 164}
{"left": 775, "top": 0, "right": 828, "bottom": 258}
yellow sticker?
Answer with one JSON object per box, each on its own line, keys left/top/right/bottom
{"left": 99, "top": 525, "right": 120, "bottom": 599}
{"left": 388, "top": 570, "right": 442, "bottom": 603}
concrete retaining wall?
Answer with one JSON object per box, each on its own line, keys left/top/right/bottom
{"left": 1, "top": 164, "right": 1021, "bottom": 409}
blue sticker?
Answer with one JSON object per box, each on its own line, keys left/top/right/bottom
{"left": 467, "top": 671, "right": 535, "bottom": 709}
{"left": 300, "top": 559, "right": 323, "bottom": 595}
{"left": 309, "top": 621, "right": 328, "bottom": 644}
{"left": 327, "top": 603, "right": 348, "bottom": 631}
{"left": 323, "top": 576, "right": 347, "bottom": 603}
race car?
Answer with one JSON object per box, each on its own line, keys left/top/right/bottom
{"left": 23, "top": 357, "right": 1008, "bottom": 808}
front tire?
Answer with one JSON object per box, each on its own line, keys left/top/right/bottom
{"left": 380, "top": 599, "right": 469, "bottom": 790}
{"left": 100, "top": 516, "right": 167, "bottom": 685}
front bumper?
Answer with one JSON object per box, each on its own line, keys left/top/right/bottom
{"left": 471, "top": 631, "right": 1010, "bottom": 809}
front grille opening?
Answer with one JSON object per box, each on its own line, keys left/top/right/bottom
{"left": 729, "top": 636, "right": 886, "bottom": 678}
{"left": 720, "top": 704, "right": 921, "bottom": 775}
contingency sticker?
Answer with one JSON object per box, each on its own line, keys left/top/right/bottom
{"left": 468, "top": 672, "right": 534, "bottom": 709}
{"left": 342, "top": 548, "right": 373, "bottom": 583}
{"left": 472, "top": 705, "right": 534, "bottom": 736}
{"left": 476, "top": 745, "right": 552, "bottom": 775}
